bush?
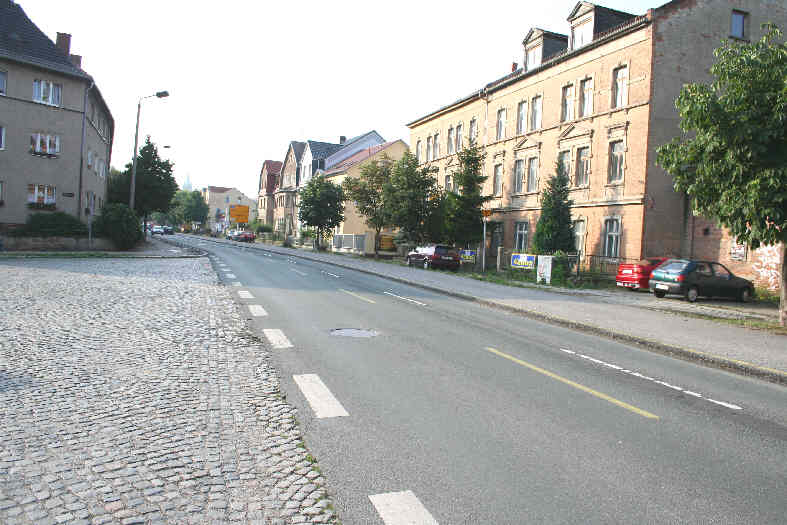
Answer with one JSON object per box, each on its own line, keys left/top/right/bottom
{"left": 12, "top": 212, "right": 88, "bottom": 237}
{"left": 258, "top": 223, "right": 273, "bottom": 233}
{"left": 94, "top": 203, "right": 142, "bottom": 250}
{"left": 299, "top": 229, "right": 314, "bottom": 239}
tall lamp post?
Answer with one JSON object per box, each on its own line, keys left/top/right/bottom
{"left": 129, "top": 90, "right": 169, "bottom": 210}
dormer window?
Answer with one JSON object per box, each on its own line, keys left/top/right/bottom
{"left": 571, "top": 19, "right": 593, "bottom": 49}
{"left": 526, "top": 45, "right": 542, "bottom": 70}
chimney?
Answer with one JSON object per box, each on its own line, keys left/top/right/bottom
{"left": 511, "top": 62, "right": 518, "bottom": 72}
{"left": 69, "top": 54, "right": 82, "bottom": 68}
{"left": 339, "top": 136, "right": 346, "bottom": 144}
{"left": 56, "top": 32, "right": 71, "bottom": 55}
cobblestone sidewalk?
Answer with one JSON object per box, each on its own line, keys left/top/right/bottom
{"left": 0, "top": 258, "right": 336, "bottom": 525}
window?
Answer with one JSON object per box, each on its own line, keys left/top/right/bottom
{"left": 225, "top": 196, "right": 230, "bottom": 203}
{"left": 526, "top": 46, "right": 541, "bottom": 70}
{"left": 514, "top": 222, "right": 529, "bottom": 252}
{"left": 447, "top": 128, "right": 454, "bottom": 155}
{"left": 608, "top": 141, "right": 624, "bottom": 183}
{"left": 0, "top": 181, "right": 4, "bottom": 202}
{"left": 444, "top": 175, "right": 452, "bottom": 192}
{"left": 731, "top": 10, "right": 746, "bottom": 39}
{"left": 455, "top": 123, "right": 463, "bottom": 151}
{"left": 514, "top": 159, "right": 525, "bottom": 193}
{"left": 573, "top": 220, "right": 586, "bottom": 256}
{"left": 493, "top": 164, "right": 502, "bottom": 195}
{"left": 496, "top": 109, "right": 506, "bottom": 141}
{"left": 558, "top": 151, "right": 571, "bottom": 179}
{"left": 579, "top": 78, "right": 593, "bottom": 117}
{"left": 530, "top": 96, "right": 542, "bottom": 130}
{"left": 603, "top": 218, "right": 620, "bottom": 258}
{"left": 712, "top": 263, "right": 731, "bottom": 279}
{"left": 575, "top": 147, "right": 590, "bottom": 186}
{"left": 426, "top": 136, "right": 432, "bottom": 161}
{"left": 29, "top": 133, "right": 61, "bottom": 155}
{"left": 98, "top": 159, "right": 106, "bottom": 178}
{"left": 0, "top": 125, "right": 5, "bottom": 150}
{"left": 87, "top": 150, "right": 93, "bottom": 170}
{"left": 416, "top": 140, "right": 422, "bottom": 163}
{"left": 527, "top": 157, "right": 538, "bottom": 193}
{"left": 469, "top": 119, "right": 477, "bottom": 143}
{"left": 572, "top": 21, "right": 593, "bottom": 49}
{"left": 612, "top": 66, "right": 628, "bottom": 108}
{"left": 433, "top": 133, "right": 440, "bottom": 158}
{"left": 27, "top": 184, "right": 57, "bottom": 205}
{"left": 561, "top": 85, "right": 574, "bottom": 122}
{"left": 517, "top": 101, "right": 527, "bottom": 135}
{"left": 0, "top": 71, "right": 6, "bottom": 95}
{"left": 33, "top": 79, "right": 62, "bottom": 106}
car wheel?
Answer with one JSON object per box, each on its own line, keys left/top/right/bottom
{"left": 686, "top": 286, "right": 699, "bottom": 303}
{"left": 739, "top": 287, "right": 753, "bottom": 303}
{"left": 423, "top": 259, "right": 430, "bottom": 270}
{"left": 654, "top": 290, "right": 666, "bottom": 298}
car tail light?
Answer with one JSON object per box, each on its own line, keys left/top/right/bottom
{"left": 676, "top": 274, "right": 685, "bottom": 282}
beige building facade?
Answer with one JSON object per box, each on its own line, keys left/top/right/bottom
{"left": 408, "top": 0, "right": 787, "bottom": 279}
{"left": 202, "top": 186, "right": 257, "bottom": 232}
{"left": 0, "top": 3, "right": 113, "bottom": 229}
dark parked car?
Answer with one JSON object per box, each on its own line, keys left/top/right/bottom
{"left": 649, "top": 259, "right": 754, "bottom": 303}
{"left": 163, "top": 226, "right": 173, "bottom": 235}
{"left": 406, "top": 245, "right": 461, "bottom": 271}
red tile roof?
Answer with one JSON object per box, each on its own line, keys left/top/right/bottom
{"left": 324, "top": 141, "right": 400, "bottom": 175}
{"left": 262, "top": 160, "right": 283, "bottom": 175}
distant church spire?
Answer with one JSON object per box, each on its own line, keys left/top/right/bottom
{"left": 182, "top": 174, "right": 193, "bottom": 191}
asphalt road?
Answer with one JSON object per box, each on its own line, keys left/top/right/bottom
{"left": 177, "top": 235, "right": 787, "bottom": 525}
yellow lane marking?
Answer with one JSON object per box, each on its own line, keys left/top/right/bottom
{"left": 339, "top": 288, "right": 376, "bottom": 304}
{"left": 484, "top": 347, "right": 659, "bottom": 420}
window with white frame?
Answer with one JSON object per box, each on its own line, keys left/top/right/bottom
{"left": 29, "top": 133, "right": 61, "bottom": 155}
{"left": 573, "top": 219, "right": 586, "bottom": 255}
{"left": 496, "top": 109, "right": 506, "bottom": 141}
{"left": 0, "top": 181, "right": 4, "bottom": 202}
{"left": 455, "top": 123, "right": 463, "bottom": 151}
{"left": 87, "top": 150, "right": 93, "bottom": 170}
{"left": 444, "top": 175, "right": 452, "bottom": 192}
{"left": 579, "top": 78, "right": 593, "bottom": 117}
{"left": 517, "top": 101, "right": 527, "bottom": 135}
{"left": 426, "top": 136, "right": 432, "bottom": 161}
{"left": 530, "top": 95, "right": 542, "bottom": 130}
{"left": 447, "top": 128, "right": 454, "bottom": 155}
{"left": 0, "top": 125, "right": 5, "bottom": 150}
{"left": 98, "top": 159, "right": 106, "bottom": 178}
{"left": 514, "top": 222, "right": 529, "bottom": 252}
{"left": 33, "top": 79, "right": 62, "bottom": 106}
{"left": 527, "top": 157, "right": 538, "bottom": 193}
{"left": 612, "top": 65, "right": 628, "bottom": 108}
{"left": 0, "top": 71, "right": 6, "bottom": 95}
{"left": 608, "top": 140, "right": 624, "bottom": 183}
{"left": 575, "top": 147, "right": 590, "bottom": 186}
{"left": 493, "top": 164, "right": 502, "bottom": 195}
{"left": 416, "top": 140, "right": 422, "bottom": 162}
{"left": 514, "top": 159, "right": 524, "bottom": 193}
{"left": 731, "top": 10, "right": 747, "bottom": 39}
{"left": 571, "top": 20, "right": 593, "bottom": 49}
{"left": 526, "top": 46, "right": 541, "bottom": 70}
{"left": 27, "top": 184, "right": 56, "bottom": 204}
{"left": 603, "top": 218, "right": 620, "bottom": 257}
{"left": 558, "top": 151, "right": 571, "bottom": 179}
{"left": 469, "top": 118, "right": 477, "bottom": 143}
{"left": 561, "top": 85, "right": 574, "bottom": 122}
{"left": 433, "top": 133, "right": 440, "bottom": 158}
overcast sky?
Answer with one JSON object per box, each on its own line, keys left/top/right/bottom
{"left": 20, "top": 0, "right": 657, "bottom": 199}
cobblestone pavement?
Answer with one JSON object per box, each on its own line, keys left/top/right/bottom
{"left": 0, "top": 258, "right": 337, "bottom": 525}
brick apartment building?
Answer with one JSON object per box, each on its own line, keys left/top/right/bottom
{"left": 408, "top": 0, "right": 786, "bottom": 289}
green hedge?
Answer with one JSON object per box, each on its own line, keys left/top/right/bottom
{"left": 93, "top": 203, "right": 142, "bottom": 250}
{"left": 11, "top": 212, "right": 88, "bottom": 237}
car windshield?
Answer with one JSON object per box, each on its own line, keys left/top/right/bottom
{"left": 435, "top": 246, "right": 457, "bottom": 256}
{"left": 658, "top": 260, "right": 689, "bottom": 273}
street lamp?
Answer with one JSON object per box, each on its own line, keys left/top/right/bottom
{"left": 129, "top": 90, "right": 169, "bottom": 210}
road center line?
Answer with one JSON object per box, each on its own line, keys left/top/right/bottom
{"left": 238, "top": 290, "right": 254, "bottom": 299}
{"left": 263, "top": 329, "right": 293, "bottom": 349}
{"left": 368, "top": 490, "right": 439, "bottom": 525}
{"left": 485, "top": 347, "right": 659, "bottom": 419}
{"left": 384, "top": 291, "right": 427, "bottom": 306}
{"left": 248, "top": 304, "right": 267, "bottom": 317}
{"left": 293, "top": 374, "right": 349, "bottom": 418}
{"left": 290, "top": 268, "right": 308, "bottom": 277}
{"left": 339, "top": 288, "right": 376, "bottom": 304}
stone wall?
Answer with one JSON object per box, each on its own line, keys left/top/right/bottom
{"left": 0, "top": 235, "right": 115, "bottom": 251}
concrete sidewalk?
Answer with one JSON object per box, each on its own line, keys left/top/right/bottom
{"left": 180, "top": 235, "right": 787, "bottom": 385}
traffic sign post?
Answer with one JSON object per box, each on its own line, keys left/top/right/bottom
{"left": 481, "top": 209, "right": 491, "bottom": 273}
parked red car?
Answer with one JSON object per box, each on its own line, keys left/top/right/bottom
{"left": 616, "top": 257, "right": 667, "bottom": 290}
{"left": 235, "top": 231, "right": 255, "bottom": 243}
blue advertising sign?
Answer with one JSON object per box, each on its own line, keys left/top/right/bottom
{"left": 511, "top": 253, "right": 536, "bottom": 269}
{"left": 460, "top": 250, "right": 477, "bottom": 262}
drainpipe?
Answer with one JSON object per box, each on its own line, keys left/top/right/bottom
{"left": 77, "top": 80, "right": 94, "bottom": 221}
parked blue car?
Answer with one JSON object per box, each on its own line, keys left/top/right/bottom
{"left": 649, "top": 259, "right": 754, "bottom": 303}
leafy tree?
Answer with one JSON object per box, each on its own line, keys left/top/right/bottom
{"left": 171, "top": 190, "right": 209, "bottom": 226}
{"left": 298, "top": 175, "right": 345, "bottom": 249}
{"left": 532, "top": 164, "right": 574, "bottom": 254}
{"left": 342, "top": 156, "right": 393, "bottom": 257}
{"left": 444, "top": 141, "right": 491, "bottom": 247}
{"left": 107, "top": 137, "right": 178, "bottom": 229}
{"left": 94, "top": 203, "right": 141, "bottom": 250}
{"left": 384, "top": 151, "right": 444, "bottom": 245}
{"left": 656, "top": 24, "right": 787, "bottom": 324}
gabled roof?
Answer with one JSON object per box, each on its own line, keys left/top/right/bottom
{"left": 291, "top": 141, "right": 306, "bottom": 160}
{"left": 307, "top": 140, "right": 344, "bottom": 160}
{"left": 0, "top": 0, "right": 89, "bottom": 79}
{"left": 523, "top": 28, "right": 568, "bottom": 46}
{"left": 262, "top": 160, "right": 282, "bottom": 175}
{"left": 324, "top": 141, "right": 402, "bottom": 175}
{"left": 567, "top": 1, "right": 636, "bottom": 31}
{"left": 206, "top": 186, "right": 232, "bottom": 193}
{"left": 260, "top": 160, "right": 282, "bottom": 194}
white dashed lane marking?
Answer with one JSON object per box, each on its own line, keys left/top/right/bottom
{"left": 238, "top": 291, "right": 254, "bottom": 299}
{"left": 290, "top": 269, "right": 308, "bottom": 277}
{"left": 232, "top": 282, "right": 241, "bottom": 287}
{"left": 321, "top": 270, "right": 341, "bottom": 278}
{"left": 263, "top": 329, "right": 293, "bottom": 349}
{"left": 292, "top": 374, "right": 349, "bottom": 418}
{"left": 384, "top": 291, "right": 426, "bottom": 306}
{"left": 248, "top": 304, "right": 267, "bottom": 317}
{"left": 368, "top": 490, "right": 438, "bottom": 525}
{"left": 225, "top": 273, "right": 237, "bottom": 279}
{"left": 559, "top": 348, "right": 742, "bottom": 410}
